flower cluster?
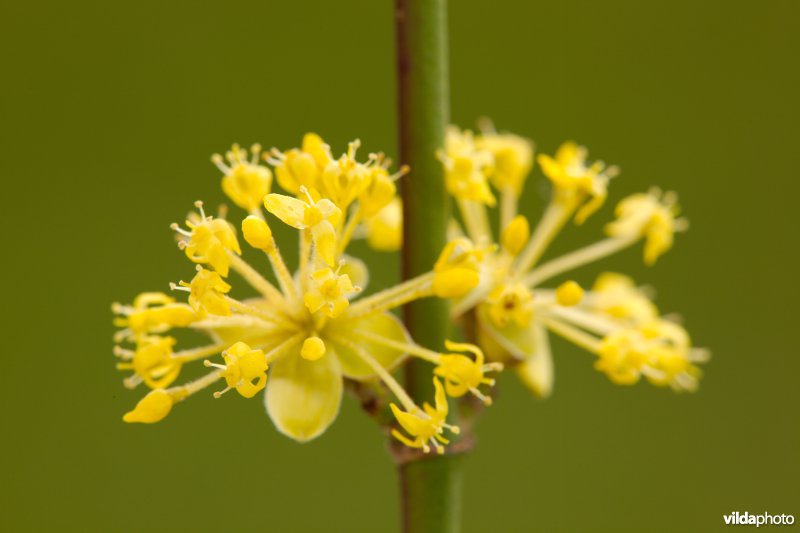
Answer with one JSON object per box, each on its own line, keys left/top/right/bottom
{"left": 112, "top": 135, "right": 501, "bottom": 454}
{"left": 440, "top": 123, "right": 708, "bottom": 396}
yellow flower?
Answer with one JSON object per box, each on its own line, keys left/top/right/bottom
{"left": 205, "top": 341, "right": 269, "bottom": 399}
{"left": 212, "top": 143, "right": 273, "bottom": 213}
{"left": 432, "top": 238, "right": 485, "bottom": 297}
{"left": 439, "top": 126, "right": 496, "bottom": 205}
{"left": 112, "top": 292, "right": 196, "bottom": 340}
{"left": 318, "top": 140, "right": 372, "bottom": 210}
{"left": 588, "top": 272, "right": 658, "bottom": 324}
{"left": 365, "top": 197, "right": 403, "bottom": 251}
{"left": 264, "top": 188, "right": 342, "bottom": 266}
{"left": 178, "top": 267, "right": 232, "bottom": 316}
{"left": 113, "top": 135, "right": 493, "bottom": 453}
{"left": 173, "top": 201, "right": 241, "bottom": 277}
{"left": 487, "top": 283, "right": 534, "bottom": 328}
{"left": 537, "top": 141, "right": 618, "bottom": 225}
{"left": 359, "top": 165, "right": 400, "bottom": 218}
{"left": 595, "top": 320, "right": 707, "bottom": 391}
{"left": 303, "top": 267, "right": 360, "bottom": 318}
{"left": 434, "top": 341, "right": 502, "bottom": 405}
{"left": 269, "top": 133, "right": 332, "bottom": 194}
{"left": 441, "top": 121, "right": 707, "bottom": 398}
{"left": 605, "top": 189, "right": 687, "bottom": 265}
{"left": 390, "top": 378, "right": 460, "bottom": 455}
{"left": 115, "top": 335, "right": 181, "bottom": 389}
{"left": 475, "top": 131, "right": 534, "bottom": 194}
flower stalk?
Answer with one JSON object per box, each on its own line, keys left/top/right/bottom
{"left": 395, "top": 0, "right": 464, "bottom": 532}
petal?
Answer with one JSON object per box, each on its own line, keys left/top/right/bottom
{"left": 265, "top": 350, "right": 343, "bottom": 442}
{"left": 326, "top": 312, "right": 409, "bottom": 380}
{"left": 312, "top": 220, "right": 337, "bottom": 266}
{"left": 263, "top": 194, "right": 307, "bottom": 228}
{"left": 339, "top": 255, "right": 369, "bottom": 295}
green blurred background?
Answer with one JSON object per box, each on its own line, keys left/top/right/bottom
{"left": 1, "top": 1, "right": 797, "bottom": 531}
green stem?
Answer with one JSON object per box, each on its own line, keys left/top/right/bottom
{"left": 395, "top": 1, "right": 464, "bottom": 532}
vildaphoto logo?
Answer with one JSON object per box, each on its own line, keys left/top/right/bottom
{"left": 723, "top": 512, "right": 795, "bottom": 527}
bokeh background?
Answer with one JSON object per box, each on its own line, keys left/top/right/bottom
{"left": 1, "top": 1, "right": 797, "bottom": 531}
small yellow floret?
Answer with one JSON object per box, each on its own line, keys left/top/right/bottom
{"left": 432, "top": 238, "right": 484, "bottom": 298}
{"left": 440, "top": 127, "right": 496, "bottom": 206}
{"left": 435, "top": 340, "right": 500, "bottom": 405}
{"left": 538, "top": 142, "right": 617, "bottom": 224}
{"left": 264, "top": 191, "right": 341, "bottom": 266}
{"left": 180, "top": 267, "right": 232, "bottom": 316}
{"left": 591, "top": 272, "right": 658, "bottom": 324}
{"left": 596, "top": 330, "right": 648, "bottom": 385}
{"left": 179, "top": 204, "right": 241, "bottom": 277}
{"left": 209, "top": 342, "right": 268, "bottom": 399}
{"left": 319, "top": 140, "right": 372, "bottom": 210}
{"left": 303, "top": 267, "right": 360, "bottom": 318}
{"left": 359, "top": 167, "right": 398, "bottom": 217}
{"left": 242, "top": 215, "right": 274, "bottom": 250}
{"left": 390, "top": 378, "right": 459, "bottom": 454}
{"left": 117, "top": 335, "right": 182, "bottom": 390}
{"left": 213, "top": 143, "right": 273, "bottom": 212}
{"left": 555, "top": 280, "right": 584, "bottom": 307}
{"left": 301, "top": 336, "right": 327, "bottom": 361}
{"left": 501, "top": 215, "right": 530, "bottom": 256}
{"left": 605, "top": 189, "right": 685, "bottom": 265}
{"left": 487, "top": 283, "right": 533, "bottom": 328}
{"left": 113, "top": 292, "right": 196, "bottom": 336}
{"left": 475, "top": 132, "right": 534, "bottom": 193}
{"left": 123, "top": 389, "right": 178, "bottom": 424}
{"left": 272, "top": 134, "right": 332, "bottom": 194}
{"left": 365, "top": 198, "right": 403, "bottom": 252}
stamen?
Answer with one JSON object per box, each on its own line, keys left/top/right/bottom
{"left": 203, "top": 360, "right": 227, "bottom": 371}
{"left": 194, "top": 200, "right": 206, "bottom": 220}
{"left": 113, "top": 346, "right": 134, "bottom": 359}
{"left": 211, "top": 153, "right": 230, "bottom": 174}
{"left": 123, "top": 374, "right": 143, "bottom": 390}
{"left": 170, "top": 223, "right": 192, "bottom": 237}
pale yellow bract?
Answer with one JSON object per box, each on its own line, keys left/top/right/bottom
{"left": 444, "top": 122, "right": 708, "bottom": 397}
{"left": 112, "top": 134, "right": 502, "bottom": 454}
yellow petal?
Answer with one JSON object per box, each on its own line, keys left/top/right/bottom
{"left": 312, "top": 220, "right": 337, "bottom": 266}
{"left": 265, "top": 351, "right": 342, "bottom": 442}
{"left": 339, "top": 255, "right": 369, "bottom": 295}
{"left": 263, "top": 194, "right": 308, "bottom": 228}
